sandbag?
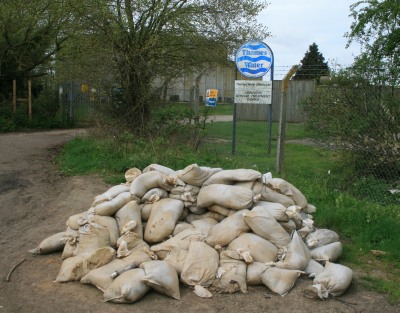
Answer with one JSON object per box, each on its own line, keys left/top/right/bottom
{"left": 177, "top": 164, "right": 222, "bottom": 187}
{"left": 115, "top": 201, "right": 143, "bottom": 238}
{"left": 304, "top": 259, "right": 324, "bottom": 277}
{"left": 254, "top": 201, "right": 289, "bottom": 222}
{"left": 197, "top": 184, "right": 256, "bottom": 211}
{"left": 243, "top": 207, "right": 291, "bottom": 248}
{"left": 91, "top": 192, "right": 132, "bottom": 216}
{"left": 124, "top": 167, "right": 142, "bottom": 183}
{"left": 180, "top": 241, "right": 219, "bottom": 287}
{"left": 306, "top": 229, "right": 339, "bottom": 249}
{"left": 213, "top": 250, "right": 247, "bottom": 293}
{"left": 66, "top": 211, "right": 88, "bottom": 230}
{"left": 140, "top": 260, "right": 181, "bottom": 300}
{"left": 304, "top": 262, "right": 353, "bottom": 299}
{"left": 103, "top": 268, "right": 150, "bottom": 303}
{"left": 92, "top": 184, "right": 130, "bottom": 207}
{"left": 55, "top": 246, "right": 115, "bottom": 282}
{"left": 77, "top": 222, "right": 110, "bottom": 255}
{"left": 279, "top": 219, "right": 297, "bottom": 234}
{"left": 144, "top": 198, "right": 184, "bottom": 244}
{"left": 185, "top": 211, "right": 226, "bottom": 223}
{"left": 253, "top": 182, "right": 295, "bottom": 207}
{"left": 261, "top": 267, "right": 302, "bottom": 296}
{"left": 142, "top": 163, "right": 176, "bottom": 175}
{"left": 80, "top": 250, "right": 152, "bottom": 292}
{"left": 207, "top": 204, "right": 233, "bottom": 217}
{"left": 130, "top": 171, "right": 175, "bottom": 198}
{"left": 170, "top": 184, "right": 200, "bottom": 196}
{"left": 172, "top": 222, "right": 194, "bottom": 236}
{"left": 272, "top": 231, "right": 311, "bottom": 271}
{"left": 202, "top": 169, "right": 261, "bottom": 186}
{"left": 140, "top": 203, "right": 153, "bottom": 222}
{"left": 88, "top": 215, "right": 119, "bottom": 247}
{"left": 206, "top": 209, "right": 250, "bottom": 248}
{"left": 141, "top": 188, "right": 169, "bottom": 204}
{"left": 228, "top": 233, "right": 278, "bottom": 263}
{"left": 29, "top": 231, "right": 65, "bottom": 255}
{"left": 266, "top": 177, "right": 308, "bottom": 208}
{"left": 190, "top": 217, "right": 218, "bottom": 235}
{"left": 311, "top": 241, "right": 343, "bottom": 262}
{"left": 247, "top": 262, "right": 268, "bottom": 286}
{"left": 117, "top": 231, "right": 149, "bottom": 253}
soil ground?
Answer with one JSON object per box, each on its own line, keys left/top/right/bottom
{"left": 0, "top": 129, "right": 399, "bottom": 313}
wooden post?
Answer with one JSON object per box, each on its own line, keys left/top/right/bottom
{"left": 276, "top": 65, "right": 299, "bottom": 174}
{"left": 28, "top": 79, "right": 32, "bottom": 121}
{"left": 13, "top": 79, "right": 17, "bottom": 113}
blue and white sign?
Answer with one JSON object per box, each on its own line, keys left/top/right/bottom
{"left": 235, "top": 40, "right": 273, "bottom": 78}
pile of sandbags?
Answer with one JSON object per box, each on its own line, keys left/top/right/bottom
{"left": 29, "top": 163, "right": 353, "bottom": 303}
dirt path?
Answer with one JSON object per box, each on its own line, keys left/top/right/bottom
{"left": 0, "top": 129, "right": 398, "bottom": 313}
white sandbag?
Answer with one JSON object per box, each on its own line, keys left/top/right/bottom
{"left": 213, "top": 250, "right": 247, "bottom": 293}
{"left": 141, "top": 188, "right": 169, "bottom": 203}
{"left": 253, "top": 201, "right": 289, "bottom": 222}
{"left": 272, "top": 231, "right": 311, "bottom": 271}
{"left": 185, "top": 211, "right": 225, "bottom": 223}
{"left": 304, "top": 259, "right": 324, "bottom": 277}
{"left": 306, "top": 229, "right": 339, "bottom": 249}
{"left": 190, "top": 217, "right": 218, "bottom": 235}
{"left": 279, "top": 219, "right": 297, "bottom": 234}
{"left": 197, "top": 184, "right": 256, "bottom": 210}
{"left": 170, "top": 184, "right": 200, "bottom": 196}
{"left": 267, "top": 178, "right": 308, "bottom": 208}
{"left": 55, "top": 246, "right": 115, "bottom": 282}
{"left": 117, "top": 231, "right": 149, "bottom": 252}
{"left": 139, "top": 203, "right": 153, "bottom": 221}
{"left": 206, "top": 209, "right": 250, "bottom": 248}
{"left": 140, "top": 260, "right": 181, "bottom": 300}
{"left": 177, "top": 164, "right": 222, "bottom": 187}
{"left": 285, "top": 205, "right": 303, "bottom": 228}
{"left": 88, "top": 215, "right": 119, "bottom": 247}
{"left": 124, "top": 167, "right": 142, "bottom": 183}
{"left": 261, "top": 267, "right": 302, "bottom": 296}
{"left": 234, "top": 180, "right": 257, "bottom": 189}
{"left": 172, "top": 222, "right": 194, "bottom": 236}
{"left": 180, "top": 241, "right": 219, "bottom": 287}
{"left": 253, "top": 182, "right": 295, "bottom": 207}
{"left": 207, "top": 204, "right": 233, "bottom": 217}
{"left": 311, "top": 242, "right": 343, "bottom": 262}
{"left": 228, "top": 233, "right": 278, "bottom": 263}
{"left": 92, "top": 192, "right": 132, "bottom": 216}
{"left": 142, "top": 163, "right": 176, "bottom": 175}
{"left": 60, "top": 227, "right": 79, "bottom": 260}
{"left": 77, "top": 222, "right": 110, "bottom": 255}
{"left": 29, "top": 231, "right": 65, "bottom": 255}
{"left": 103, "top": 268, "right": 150, "bottom": 303}
{"left": 187, "top": 205, "right": 207, "bottom": 214}
{"left": 92, "top": 184, "right": 130, "bottom": 207}
{"left": 80, "top": 250, "right": 152, "bottom": 292}
{"left": 304, "top": 262, "right": 353, "bottom": 299}
{"left": 202, "top": 169, "right": 261, "bottom": 186}
{"left": 243, "top": 207, "right": 291, "bottom": 248}
{"left": 144, "top": 198, "right": 184, "bottom": 244}
{"left": 115, "top": 201, "right": 143, "bottom": 238}
{"left": 66, "top": 211, "right": 88, "bottom": 230}
{"left": 247, "top": 262, "right": 268, "bottom": 286}
{"left": 130, "top": 171, "right": 175, "bottom": 198}
{"left": 193, "top": 285, "right": 213, "bottom": 298}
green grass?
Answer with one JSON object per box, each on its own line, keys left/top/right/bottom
{"left": 57, "top": 119, "right": 400, "bottom": 302}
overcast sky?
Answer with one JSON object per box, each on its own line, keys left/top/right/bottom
{"left": 257, "top": 0, "right": 362, "bottom": 79}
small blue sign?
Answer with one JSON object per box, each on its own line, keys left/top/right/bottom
{"left": 235, "top": 40, "right": 273, "bottom": 78}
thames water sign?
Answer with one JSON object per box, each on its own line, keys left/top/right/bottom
{"left": 235, "top": 41, "right": 273, "bottom": 78}
{"left": 234, "top": 80, "right": 272, "bottom": 104}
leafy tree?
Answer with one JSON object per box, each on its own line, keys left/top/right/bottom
{"left": 293, "top": 42, "right": 330, "bottom": 81}
{"left": 0, "top": 0, "right": 75, "bottom": 102}
{"left": 69, "top": 0, "right": 270, "bottom": 132}
{"left": 346, "top": 0, "right": 400, "bottom": 86}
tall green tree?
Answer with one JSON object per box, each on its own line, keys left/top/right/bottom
{"left": 346, "top": 0, "right": 400, "bottom": 86}
{"left": 293, "top": 42, "right": 330, "bottom": 81}
{"left": 70, "top": 0, "right": 270, "bottom": 132}
{"left": 0, "top": 0, "right": 75, "bottom": 101}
